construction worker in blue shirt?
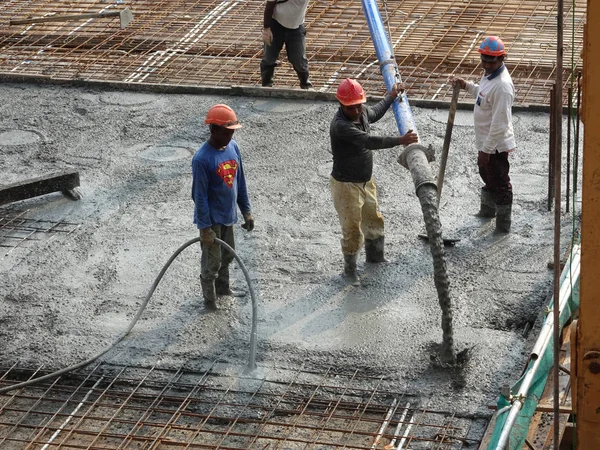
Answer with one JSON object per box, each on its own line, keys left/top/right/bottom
{"left": 192, "top": 104, "right": 254, "bottom": 308}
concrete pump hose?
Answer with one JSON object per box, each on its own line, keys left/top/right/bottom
{"left": 0, "top": 237, "right": 258, "bottom": 395}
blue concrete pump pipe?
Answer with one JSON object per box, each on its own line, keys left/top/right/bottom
{"left": 360, "top": 0, "right": 418, "bottom": 138}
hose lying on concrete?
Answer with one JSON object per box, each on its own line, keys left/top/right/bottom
{"left": 0, "top": 237, "right": 258, "bottom": 395}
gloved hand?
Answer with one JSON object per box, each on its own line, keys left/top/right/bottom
{"left": 200, "top": 227, "right": 216, "bottom": 245}
{"left": 241, "top": 212, "right": 254, "bottom": 231}
{"left": 262, "top": 27, "right": 273, "bottom": 45}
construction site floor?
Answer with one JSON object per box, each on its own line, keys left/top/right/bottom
{"left": 0, "top": 82, "right": 580, "bottom": 448}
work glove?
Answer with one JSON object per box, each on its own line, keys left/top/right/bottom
{"left": 241, "top": 212, "right": 255, "bottom": 231}
{"left": 200, "top": 227, "right": 216, "bottom": 245}
{"left": 262, "top": 27, "right": 273, "bottom": 45}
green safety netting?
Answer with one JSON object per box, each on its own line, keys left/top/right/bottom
{"left": 486, "top": 246, "right": 580, "bottom": 450}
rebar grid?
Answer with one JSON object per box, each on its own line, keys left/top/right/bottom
{"left": 0, "top": 209, "right": 80, "bottom": 254}
{"left": 0, "top": 0, "right": 585, "bottom": 105}
{"left": 0, "top": 362, "right": 473, "bottom": 449}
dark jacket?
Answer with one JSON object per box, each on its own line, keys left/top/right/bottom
{"left": 330, "top": 95, "right": 398, "bottom": 182}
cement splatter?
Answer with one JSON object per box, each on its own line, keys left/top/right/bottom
{"left": 398, "top": 144, "right": 456, "bottom": 364}
{"left": 418, "top": 184, "right": 456, "bottom": 364}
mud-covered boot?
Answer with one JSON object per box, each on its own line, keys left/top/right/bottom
{"left": 476, "top": 188, "right": 496, "bottom": 218}
{"left": 343, "top": 253, "right": 360, "bottom": 286}
{"left": 495, "top": 204, "right": 512, "bottom": 233}
{"left": 297, "top": 71, "right": 313, "bottom": 90}
{"left": 261, "top": 65, "right": 275, "bottom": 87}
{"left": 215, "top": 268, "right": 246, "bottom": 297}
{"left": 201, "top": 277, "right": 218, "bottom": 309}
{"left": 365, "top": 236, "right": 389, "bottom": 263}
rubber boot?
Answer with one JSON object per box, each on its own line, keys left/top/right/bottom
{"left": 261, "top": 65, "right": 275, "bottom": 87}
{"left": 215, "top": 268, "right": 246, "bottom": 297}
{"left": 201, "top": 277, "right": 218, "bottom": 309}
{"left": 495, "top": 204, "right": 512, "bottom": 233}
{"left": 476, "top": 188, "right": 496, "bottom": 218}
{"left": 297, "top": 71, "right": 313, "bottom": 90}
{"left": 343, "top": 253, "right": 360, "bottom": 286}
{"left": 365, "top": 236, "right": 389, "bottom": 263}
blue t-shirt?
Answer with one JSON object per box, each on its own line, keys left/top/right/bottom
{"left": 191, "top": 139, "right": 251, "bottom": 229}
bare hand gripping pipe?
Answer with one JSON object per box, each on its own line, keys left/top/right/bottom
{"left": 0, "top": 237, "right": 258, "bottom": 394}
{"left": 361, "top": 0, "right": 456, "bottom": 364}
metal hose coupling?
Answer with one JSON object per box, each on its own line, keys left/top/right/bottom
{"left": 397, "top": 143, "right": 437, "bottom": 195}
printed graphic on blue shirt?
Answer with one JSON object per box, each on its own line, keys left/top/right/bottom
{"left": 216, "top": 159, "right": 238, "bottom": 188}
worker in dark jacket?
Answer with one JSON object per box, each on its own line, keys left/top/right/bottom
{"left": 330, "top": 78, "right": 418, "bottom": 285}
{"left": 192, "top": 104, "right": 254, "bottom": 309}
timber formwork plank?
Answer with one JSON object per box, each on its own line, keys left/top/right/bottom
{"left": 0, "top": 171, "right": 80, "bottom": 206}
{"left": 0, "top": 0, "right": 586, "bottom": 105}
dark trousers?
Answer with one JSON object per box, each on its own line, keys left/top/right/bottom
{"left": 478, "top": 150, "right": 513, "bottom": 206}
{"left": 260, "top": 20, "right": 309, "bottom": 80}
{"left": 200, "top": 224, "right": 235, "bottom": 281}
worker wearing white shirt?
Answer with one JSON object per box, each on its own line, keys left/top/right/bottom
{"left": 453, "top": 36, "right": 515, "bottom": 233}
{"left": 261, "top": 0, "right": 312, "bottom": 89}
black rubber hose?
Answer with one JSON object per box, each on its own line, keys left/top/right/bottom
{"left": 0, "top": 237, "right": 258, "bottom": 394}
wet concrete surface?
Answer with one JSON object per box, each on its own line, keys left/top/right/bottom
{"left": 0, "top": 83, "right": 579, "bottom": 435}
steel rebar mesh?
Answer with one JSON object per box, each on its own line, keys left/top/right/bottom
{"left": 0, "top": 209, "right": 80, "bottom": 257}
{"left": 0, "top": 362, "right": 474, "bottom": 449}
{"left": 0, "top": 0, "right": 585, "bottom": 105}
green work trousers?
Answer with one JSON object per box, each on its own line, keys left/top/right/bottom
{"left": 200, "top": 224, "right": 235, "bottom": 282}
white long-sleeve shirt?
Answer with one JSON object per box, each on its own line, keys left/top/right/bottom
{"left": 465, "top": 65, "right": 516, "bottom": 154}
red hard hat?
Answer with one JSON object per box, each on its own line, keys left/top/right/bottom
{"left": 205, "top": 104, "right": 242, "bottom": 129}
{"left": 478, "top": 36, "right": 507, "bottom": 57}
{"left": 336, "top": 78, "right": 367, "bottom": 106}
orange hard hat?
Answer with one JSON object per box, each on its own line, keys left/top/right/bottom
{"left": 205, "top": 104, "right": 242, "bottom": 129}
{"left": 336, "top": 78, "right": 367, "bottom": 106}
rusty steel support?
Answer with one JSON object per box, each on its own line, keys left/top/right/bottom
{"left": 548, "top": 84, "right": 556, "bottom": 212}
{"left": 567, "top": 86, "right": 572, "bottom": 213}
{"left": 552, "top": 1, "right": 564, "bottom": 447}
{"left": 574, "top": 72, "right": 582, "bottom": 194}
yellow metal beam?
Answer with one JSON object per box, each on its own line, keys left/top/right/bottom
{"left": 577, "top": 0, "right": 600, "bottom": 447}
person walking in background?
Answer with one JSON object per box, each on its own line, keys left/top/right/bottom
{"left": 452, "top": 35, "right": 516, "bottom": 233}
{"left": 260, "top": 0, "right": 312, "bottom": 89}
{"left": 330, "top": 78, "right": 419, "bottom": 285}
{"left": 192, "top": 104, "right": 255, "bottom": 309}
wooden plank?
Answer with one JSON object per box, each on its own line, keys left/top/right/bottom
{"left": 0, "top": 171, "right": 81, "bottom": 206}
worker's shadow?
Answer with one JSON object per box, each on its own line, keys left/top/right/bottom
{"left": 290, "top": 253, "right": 422, "bottom": 340}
